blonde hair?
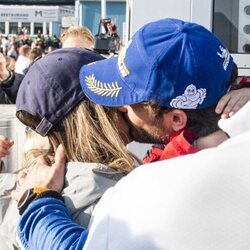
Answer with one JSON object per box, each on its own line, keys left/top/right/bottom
{"left": 17, "top": 99, "right": 136, "bottom": 173}
{"left": 29, "top": 47, "right": 42, "bottom": 62}
{"left": 60, "top": 26, "right": 94, "bottom": 45}
{"left": 5, "top": 56, "right": 16, "bottom": 71}
{"left": 19, "top": 45, "right": 31, "bottom": 56}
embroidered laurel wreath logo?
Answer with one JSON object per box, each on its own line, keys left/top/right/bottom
{"left": 85, "top": 74, "right": 122, "bottom": 97}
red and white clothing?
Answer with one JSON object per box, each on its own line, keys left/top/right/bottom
{"left": 143, "top": 130, "right": 198, "bottom": 163}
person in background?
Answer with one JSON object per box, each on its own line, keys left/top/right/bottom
{"left": 0, "top": 53, "right": 23, "bottom": 103}
{"left": 60, "top": 26, "right": 94, "bottom": 49}
{"left": 17, "top": 32, "right": 31, "bottom": 47}
{"left": 1, "top": 36, "right": 9, "bottom": 56}
{"left": 0, "top": 135, "right": 14, "bottom": 172}
{"left": 28, "top": 47, "right": 42, "bottom": 62}
{"left": 0, "top": 26, "right": 95, "bottom": 105}
{"left": 7, "top": 44, "right": 18, "bottom": 61}
{"left": 15, "top": 44, "right": 31, "bottom": 75}
{"left": 5, "top": 56, "right": 16, "bottom": 71}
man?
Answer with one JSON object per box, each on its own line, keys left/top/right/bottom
{"left": 60, "top": 26, "right": 94, "bottom": 49}
{"left": 84, "top": 102, "right": 250, "bottom": 250}
{"left": 78, "top": 18, "right": 240, "bottom": 160}
{"left": 15, "top": 45, "right": 31, "bottom": 75}
{"left": 11, "top": 18, "right": 250, "bottom": 249}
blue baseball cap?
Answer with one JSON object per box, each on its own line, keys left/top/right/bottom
{"left": 16, "top": 48, "right": 104, "bottom": 136}
{"left": 80, "top": 18, "right": 234, "bottom": 109}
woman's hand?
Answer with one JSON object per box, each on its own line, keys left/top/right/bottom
{"left": 216, "top": 88, "right": 250, "bottom": 118}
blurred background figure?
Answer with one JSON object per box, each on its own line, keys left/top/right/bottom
{"left": 15, "top": 45, "right": 31, "bottom": 75}
{"left": 1, "top": 36, "right": 9, "bottom": 56}
{"left": 0, "top": 135, "right": 14, "bottom": 172}
{"left": 5, "top": 56, "right": 16, "bottom": 71}
{"left": 7, "top": 44, "right": 18, "bottom": 60}
{"left": 28, "top": 47, "right": 42, "bottom": 62}
{"left": 18, "top": 32, "right": 31, "bottom": 47}
{"left": 60, "top": 26, "right": 94, "bottom": 49}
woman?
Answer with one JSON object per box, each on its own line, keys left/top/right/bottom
{"left": 4, "top": 48, "right": 138, "bottom": 250}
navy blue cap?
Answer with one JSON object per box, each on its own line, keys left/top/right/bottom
{"left": 16, "top": 48, "right": 104, "bottom": 136}
{"left": 80, "top": 18, "right": 233, "bottom": 109}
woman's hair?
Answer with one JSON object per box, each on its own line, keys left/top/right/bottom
{"left": 17, "top": 99, "right": 135, "bottom": 173}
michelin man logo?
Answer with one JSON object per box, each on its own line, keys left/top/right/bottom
{"left": 170, "top": 84, "right": 206, "bottom": 109}
{"left": 217, "top": 45, "right": 230, "bottom": 71}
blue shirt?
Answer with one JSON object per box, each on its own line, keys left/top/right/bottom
{"left": 17, "top": 198, "right": 88, "bottom": 250}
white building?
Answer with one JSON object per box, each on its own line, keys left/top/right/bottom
{"left": 0, "top": 5, "right": 74, "bottom": 36}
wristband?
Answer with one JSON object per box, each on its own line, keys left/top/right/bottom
{"left": 18, "top": 188, "right": 64, "bottom": 216}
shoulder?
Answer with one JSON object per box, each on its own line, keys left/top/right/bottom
{"left": 85, "top": 135, "right": 250, "bottom": 249}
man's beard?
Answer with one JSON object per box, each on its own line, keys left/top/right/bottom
{"left": 123, "top": 115, "right": 163, "bottom": 144}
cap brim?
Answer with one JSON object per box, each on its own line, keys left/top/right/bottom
{"left": 80, "top": 56, "right": 141, "bottom": 107}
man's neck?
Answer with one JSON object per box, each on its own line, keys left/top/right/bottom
{"left": 194, "top": 130, "right": 229, "bottom": 150}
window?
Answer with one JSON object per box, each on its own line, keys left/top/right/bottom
{"left": 0, "top": 0, "right": 74, "bottom": 5}
{"left": 34, "top": 22, "right": 43, "bottom": 35}
{"left": 0, "top": 22, "right": 5, "bottom": 34}
{"left": 213, "top": 0, "right": 250, "bottom": 54}
{"left": 46, "top": 22, "right": 49, "bottom": 35}
{"left": 22, "top": 22, "right": 31, "bottom": 34}
{"left": 9, "top": 22, "right": 18, "bottom": 34}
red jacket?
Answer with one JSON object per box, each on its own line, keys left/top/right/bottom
{"left": 143, "top": 130, "right": 199, "bottom": 163}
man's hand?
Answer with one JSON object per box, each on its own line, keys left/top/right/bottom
{"left": 12, "top": 145, "right": 66, "bottom": 202}
{"left": 215, "top": 88, "right": 250, "bottom": 118}
{"left": 0, "top": 135, "right": 14, "bottom": 159}
{"left": 0, "top": 53, "right": 10, "bottom": 81}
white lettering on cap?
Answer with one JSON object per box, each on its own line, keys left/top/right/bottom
{"left": 217, "top": 45, "right": 230, "bottom": 71}
{"left": 118, "top": 40, "right": 132, "bottom": 78}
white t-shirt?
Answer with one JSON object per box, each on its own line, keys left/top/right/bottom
{"left": 15, "top": 55, "right": 30, "bottom": 75}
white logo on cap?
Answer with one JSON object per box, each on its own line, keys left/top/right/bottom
{"left": 118, "top": 40, "right": 132, "bottom": 77}
{"left": 217, "top": 45, "right": 230, "bottom": 71}
{"left": 85, "top": 74, "right": 122, "bottom": 97}
{"left": 170, "top": 84, "right": 206, "bottom": 109}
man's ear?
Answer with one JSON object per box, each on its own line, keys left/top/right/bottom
{"left": 117, "top": 106, "right": 128, "bottom": 113}
{"left": 163, "top": 110, "right": 187, "bottom": 132}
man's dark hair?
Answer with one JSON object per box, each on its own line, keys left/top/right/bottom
{"left": 183, "top": 62, "right": 238, "bottom": 137}
{"left": 148, "top": 62, "right": 238, "bottom": 137}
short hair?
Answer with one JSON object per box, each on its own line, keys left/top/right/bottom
{"left": 19, "top": 45, "right": 31, "bottom": 56}
{"left": 135, "top": 62, "right": 238, "bottom": 138}
{"left": 29, "top": 47, "right": 42, "bottom": 62}
{"left": 60, "top": 26, "right": 94, "bottom": 45}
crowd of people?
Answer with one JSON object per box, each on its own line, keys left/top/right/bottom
{"left": 0, "top": 26, "right": 95, "bottom": 104}
{"left": 0, "top": 18, "right": 250, "bottom": 250}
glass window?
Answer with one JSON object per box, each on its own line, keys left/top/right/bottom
{"left": 22, "top": 22, "right": 31, "bottom": 35}
{"left": 34, "top": 23, "right": 43, "bottom": 35}
{"left": 0, "top": 22, "right": 5, "bottom": 34}
{"left": 213, "top": 0, "right": 250, "bottom": 54}
{"left": 9, "top": 22, "right": 18, "bottom": 34}
{"left": 46, "top": 22, "right": 49, "bottom": 35}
